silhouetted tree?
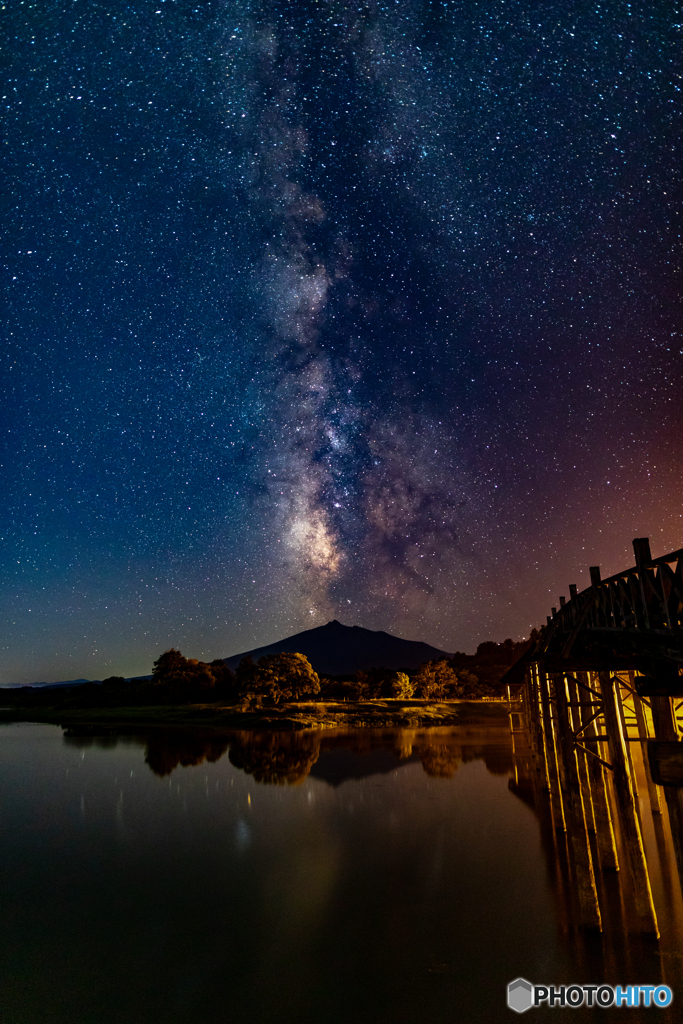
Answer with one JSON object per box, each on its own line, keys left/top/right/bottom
{"left": 209, "top": 659, "right": 237, "bottom": 699}
{"left": 236, "top": 652, "right": 320, "bottom": 704}
{"left": 102, "top": 676, "right": 126, "bottom": 687}
{"left": 151, "top": 649, "right": 219, "bottom": 702}
{"left": 152, "top": 648, "right": 186, "bottom": 681}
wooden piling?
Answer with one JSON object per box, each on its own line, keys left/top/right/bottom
{"left": 581, "top": 671, "right": 622, "bottom": 872}
{"left": 551, "top": 672, "right": 602, "bottom": 930}
{"left": 651, "top": 695, "right": 679, "bottom": 742}
{"left": 538, "top": 668, "right": 566, "bottom": 831}
{"left": 649, "top": 693, "right": 683, "bottom": 896}
{"left": 566, "top": 674, "right": 596, "bottom": 833}
{"left": 530, "top": 667, "right": 550, "bottom": 784}
{"left": 578, "top": 672, "right": 619, "bottom": 872}
{"left": 629, "top": 674, "right": 662, "bottom": 816}
{"left": 599, "top": 671, "right": 659, "bottom": 936}
{"left": 614, "top": 677, "right": 640, "bottom": 803}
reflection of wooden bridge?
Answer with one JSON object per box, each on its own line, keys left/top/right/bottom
{"left": 504, "top": 538, "right": 683, "bottom": 937}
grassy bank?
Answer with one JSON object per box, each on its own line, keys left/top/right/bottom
{"left": 0, "top": 698, "right": 513, "bottom": 732}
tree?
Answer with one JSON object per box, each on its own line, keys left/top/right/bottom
{"left": 209, "top": 658, "right": 237, "bottom": 698}
{"left": 390, "top": 672, "right": 414, "bottom": 699}
{"left": 413, "top": 659, "right": 489, "bottom": 699}
{"left": 236, "top": 652, "right": 321, "bottom": 704}
{"left": 151, "top": 649, "right": 217, "bottom": 701}
{"left": 413, "top": 659, "right": 460, "bottom": 699}
{"left": 152, "top": 648, "right": 186, "bottom": 682}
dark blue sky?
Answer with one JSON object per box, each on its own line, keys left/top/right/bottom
{"left": 2, "top": 0, "right": 682, "bottom": 683}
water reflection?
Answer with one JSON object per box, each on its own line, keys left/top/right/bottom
{"left": 145, "top": 734, "right": 230, "bottom": 777}
{"left": 228, "top": 730, "right": 320, "bottom": 785}
{"left": 62, "top": 723, "right": 514, "bottom": 786}
{"left": 58, "top": 717, "right": 683, "bottom": 1015}
{"left": 2, "top": 718, "right": 683, "bottom": 1022}
{"left": 507, "top": 723, "right": 683, "bottom": 1013}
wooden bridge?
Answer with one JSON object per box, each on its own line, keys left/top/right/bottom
{"left": 505, "top": 538, "right": 683, "bottom": 937}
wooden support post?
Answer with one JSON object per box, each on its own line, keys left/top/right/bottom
{"left": 660, "top": 786, "right": 683, "bottom": 905}
{"left": 522, "top": 674, "right": 533, "bottom": 738}
{"left": 614, "top": 677, "right": 640, "bottom": 804}
{"left": 629, "top": 674, "right": 662, "bottom": 816}
{"left": 599, "top": 671, "right": 659, "bottom": 936}
{"left": 529, "top": 668, "right": 546, "bottom": 776}
{"left": 566, "top": 674, "right": 596, "bottom": 833}
{"left": 551, "top": 673, "right": 602, "bottom": 930}
{"left": 649, "top": 693, "right": 683, "bottom": 896}
{"left": 651, "top": 696, "right": 679, "bottom": 742}
{"left": 580, "top": 672, "right": 619, "bottom": 872}
{"left": 633, "top": 537, "right": 652, "bottom": 629}
{"left": 538, "top": 668, "right": 565, "bottom": 831}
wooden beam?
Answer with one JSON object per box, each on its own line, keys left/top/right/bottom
{"left": 648, "top": 742, "right": 683, "bottom": 786}
{"left": 630, "top": 672, "right": 662, "bottom": 815}
{"left": 566, "top": 674, "right": 596, "bottom": 833}
{"left": 551, "top": 673, "right": 602, "bottom": 930}
{"left": 651, "top": 695, "right": 679, "bottom": 742}
{"left": 538, "top": 668, "right": 565, "bottom": 831}
{"left": 614, "top": 680, "right": 641, "bottom": 815}
{"left": 580, "top": 671, "right": 619, "bottom": 871}
{"left": 599, "top": 671, "right": 659, "bottom": 935}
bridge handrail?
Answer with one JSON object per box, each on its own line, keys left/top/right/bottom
{"left": 543, "top": 539, "right": 683, "bottom": 638}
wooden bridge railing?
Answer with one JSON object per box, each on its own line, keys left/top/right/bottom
{"left": 544, "top": 538, "right": 683, "bottom": 639}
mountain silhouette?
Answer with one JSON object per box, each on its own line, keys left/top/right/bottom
{"left": 223, "top": 620, "right": 450, "bottom": 675}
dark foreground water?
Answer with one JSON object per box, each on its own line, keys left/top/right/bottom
{"left": 1, "top": 718, "right": 682, "bottom": 1024}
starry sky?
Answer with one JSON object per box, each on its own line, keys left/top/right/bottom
{"left": 2, "top": 0, "right": 683, "bottom": 684}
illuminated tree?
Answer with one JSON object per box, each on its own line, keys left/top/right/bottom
{"left": 413, "top": 659, "right": 459, "bottom": 699}
{"left": 390, "top": 672, "right": 414, "bottom": 698}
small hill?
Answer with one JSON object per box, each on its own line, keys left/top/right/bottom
{"left": 223, "top": 620, "right": 451, "bottom": 676}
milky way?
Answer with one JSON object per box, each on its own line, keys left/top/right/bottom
{"left": 2, "top": 1, "right": 682, "bottom": 682}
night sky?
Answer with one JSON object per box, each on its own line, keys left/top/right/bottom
{"left": 3, "top": 0, "right": 682, "bottom": 684}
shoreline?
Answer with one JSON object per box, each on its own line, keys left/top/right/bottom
{"left": 0, "top": 698, "right": 515, "bottom": 733}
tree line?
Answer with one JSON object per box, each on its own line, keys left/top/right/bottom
{"left": 4, "top": 637, "right": 532, "bottom": 710}
{"left": 142, "top": 647, "right": 494, "bottom": 705}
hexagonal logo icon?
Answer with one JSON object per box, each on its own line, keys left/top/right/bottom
{"left": 508, "top": 978, "right": 534, "bottom": 1013}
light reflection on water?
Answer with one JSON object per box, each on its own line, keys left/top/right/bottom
{"left": 0, "top": 717, "right": 682, "bottom": 1023}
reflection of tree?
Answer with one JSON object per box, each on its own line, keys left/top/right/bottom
{"left": 64, "top": 729, "right": 120, "bottom": 748}
{"left": 228, "top": 731, "right": 321, "bottom": 785}
{"left": 483, "top": 746, "right": 514, "bottom": 776}
{"left": 144, "top": 732, "right": 230, "bottom": 777}
{"left": 416, "top": 742, "right": 461, "bottom": 778}
{"left": 394, "top": 729, "right": 417, "bottom": 759}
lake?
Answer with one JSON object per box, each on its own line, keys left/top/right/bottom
{"left": 1, "top": 716, "right": 682, "bottom": 1022}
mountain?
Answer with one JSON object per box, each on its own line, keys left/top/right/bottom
{"left": 0, "top": 678, "right": 93, "bottom": 690}
{"left": 223, "top": 620, "right": 451, "bottom": 675}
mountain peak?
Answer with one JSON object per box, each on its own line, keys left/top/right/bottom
{"left": 224, "top": 621, "right": 450, "bottom": 675}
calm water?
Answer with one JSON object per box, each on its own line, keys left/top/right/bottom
{"left": 1, "top": 718, "right": 682, "bottom": 1023}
